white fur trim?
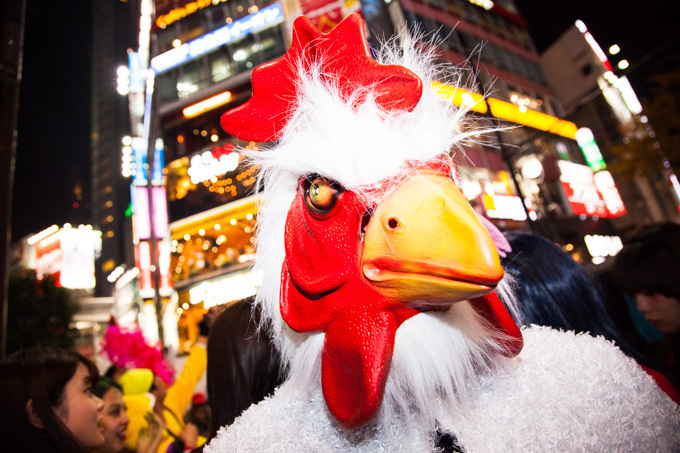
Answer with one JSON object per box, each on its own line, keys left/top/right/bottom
{"left": 206, "top": 327, "right": 680, "bottom": 452}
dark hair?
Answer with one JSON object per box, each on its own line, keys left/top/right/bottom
{"left": 501, "top": 231, "right": 627, "bottom": 344}
{"left": 0, "top": 345, "right": 100, "bottom": 453}
{"left": 93, "top": 376, "right": 122, "bottom": 399}
{"left": 613, "top": 222, "right": 680, "bottom": 301}
{"left": 206, "top": 297, "right": 283, "bottom": 439}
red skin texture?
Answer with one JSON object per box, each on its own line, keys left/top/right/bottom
{"left": 280, "top": 173, "right": 522, "bottom": 429}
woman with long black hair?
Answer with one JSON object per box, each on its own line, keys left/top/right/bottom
{"left": 0, "top": 345, "right": 105, "bottom": 452}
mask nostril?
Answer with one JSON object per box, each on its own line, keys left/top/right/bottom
{"left": 387, "top": 218, "right": 399, "bottom": 230}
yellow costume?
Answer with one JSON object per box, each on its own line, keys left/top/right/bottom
{"left": 124, "top": 342, "right": 207, "bottom": 452}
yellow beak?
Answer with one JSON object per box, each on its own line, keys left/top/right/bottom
{"left": 362, "top": 172, "right": 503, "bottom": 309}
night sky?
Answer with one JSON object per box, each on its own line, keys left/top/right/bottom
{"left": 513, "top": 0, "right": 680, "bottom": 98}
{"left": 12, "top": 1, "right": 92, "bottom": 242}
{"left": 11, "top": 1, "right": 679, "bottom": 242}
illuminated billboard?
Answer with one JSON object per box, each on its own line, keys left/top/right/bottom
{"left": 558, "top": 161, "right": 625, "bottom": 218}
{"left": 150, "top": 3, "right": 284, "bottom": 74}
{"left": 558, "top": 160, "right": 607, "bottom": 217}
{"left": 32, "top": 225, "right": 101, "bottom": 289}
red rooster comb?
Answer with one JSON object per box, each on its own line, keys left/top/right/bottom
{"left": 220, "top": 14, "right": 423, "bottom": 142}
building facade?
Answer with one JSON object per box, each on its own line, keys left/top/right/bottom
{"left": 541, "top": 21, "right": 680, "bottom": 239}
{"left": 91, "top": 0, "right": 142, "bottom": 297}
{"left": 112, "top": 0, "right": 642, "bottom": 346}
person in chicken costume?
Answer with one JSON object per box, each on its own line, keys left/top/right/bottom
{"left": 206, "top": 14, "right": 680, "bottom": 452}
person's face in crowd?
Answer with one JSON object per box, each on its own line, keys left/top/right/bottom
{"left": 54, "top": 362, "right": 105, "bottom": 450}
{"left": 98, "top": 387, "right": 129, "bottom": 453}
{"left": 636, "top": 292, "right": 680, "bottom": 334}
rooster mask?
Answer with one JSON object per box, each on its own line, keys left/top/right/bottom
{"left": 221, "top": 13, "right": 521, "bottom": 429}
{"left": 207, "top": 13, "right": 680, "bottom": 452}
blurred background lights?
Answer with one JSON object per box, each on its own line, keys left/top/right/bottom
{"left": 608, "top": 44, "right": 620, "bottom": 55}
{"left": 574, "top": 20, "right": 587, "bottom": 33}
{"left": 116, "top": 66, "right": 130, "bottom": 95}
{"left": 461, "top": 92, "right": 475, "bottom": 108}
{"left": 618, "top": 59, "right": 629, "bottom": 70}
{"left": 521, "top": 156, "right": 543, "bottom": 180}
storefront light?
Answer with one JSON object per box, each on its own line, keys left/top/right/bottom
{"left": 521, "top": 157, "right": 543, "bottom": 180}
{"left": 183, "top": 91, "right": 233, "bottom": 118}
{"left": 461, "top": 178, "right": 482, "bottom": 200}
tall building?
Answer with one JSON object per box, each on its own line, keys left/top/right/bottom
{"left": 91, "top": 0, "right": 141, "bottom": 297}
{"left": 541, "top": 21, "right": 679, "bottom": 234}
{"left": 384, "top": 0, "right": 631, "bottom": 261}
{"left": 112, "top": 0, "right": 295, "bottom": 350}
{"left": 114, "top": 0, "right": 639, "bottom": 346}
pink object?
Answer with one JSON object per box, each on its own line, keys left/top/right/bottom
{"left": 478, "top": 214, "right": 512, "bottom": 258}
{"left": 100, "top": 318, "right": 175, "bottom": 385}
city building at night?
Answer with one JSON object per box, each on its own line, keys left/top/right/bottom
{"left": 108, "top": 0, "right": 658, "bottom": 347}
{"left": 541, "top": 20, "right": 680, "bottom": 244}
{"left": 382, "top": 0, "right": 631, "bottom": 263}
{"left": 91, "top": 0, "right": 143, "bottom": 298}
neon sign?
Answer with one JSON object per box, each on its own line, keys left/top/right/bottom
{"left": 189, "top": 269, "right": 262, "bottom": 308}
{"left": 484, "top": 194, "right": 528, "bottom": 221}
{"left": 156, "top": 0, "right": 228, "bottom": 29}
{"left": 593, "top": 170, "right": 626, "bottom": 217}
{"left": 584, "top": 234, "right": 623, "bottom": 258}
{"left": 575, "top": 127, "right": 606, "bottom": 172}
{"left": 558, "top": 160, "right": 608, "bottom": 217}
{"left": 188, "top": 145, "right": 241, "bottom": 184}
{"left": 151, "top": 3, "right": 284, "bottom": 74}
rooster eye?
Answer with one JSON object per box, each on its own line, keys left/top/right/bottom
{"left": 305, "top": 177, "right": 341, "bottom": 216}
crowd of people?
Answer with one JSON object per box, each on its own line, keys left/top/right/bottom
{"left": 1, "top": 222, "right": 679, "bottom": 451}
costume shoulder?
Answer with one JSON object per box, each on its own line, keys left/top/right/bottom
{"left": 445, "top": 325, "right": 680, "bottom": 452}
{"left": 204, "top": 383, "right": 431, "bottom": 452}
{"left": 206, "top": 326, "right": 680, "bottom": 452}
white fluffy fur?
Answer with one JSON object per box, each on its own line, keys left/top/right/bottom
{"left": 206, "top": 326, "right": 680, "bottom": 452}
{"left": 245, "top": 38, "right": 517, "bottom": 435}
{"left": 209, "top": 37, "right": 680, "bottom": 452}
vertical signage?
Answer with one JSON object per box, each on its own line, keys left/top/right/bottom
{"left": 557, "top": 160, "right": 608, "bottom": 217}
{"left": 575, "top": 128, "right": 606, "bottom": 172}
{"left": 593, "top": 170, "right": 626, "bottom": 217}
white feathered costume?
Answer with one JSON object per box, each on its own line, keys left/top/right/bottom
{"left": 206, "top": 14, "right": 680, "bottom": 452}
